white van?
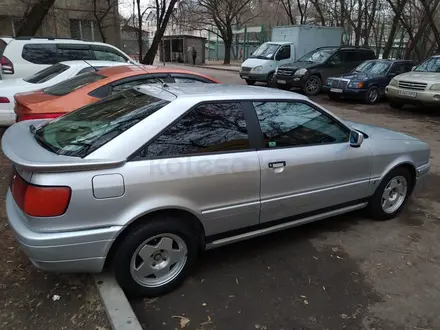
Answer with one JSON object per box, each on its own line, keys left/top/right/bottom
{"left": 239, "top": 42, "right": 295, "bottom": 85}
{"left": 0, "top": 37, "right": 136, "bottom": 80}
{"left": 239, "top": 25, "right": 344, "bottom": 85}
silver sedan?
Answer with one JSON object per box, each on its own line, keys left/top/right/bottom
{"left": 2, "top": 84, "right": 430, "bottom": 297}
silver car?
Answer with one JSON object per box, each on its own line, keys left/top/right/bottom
{"left": 2, "top": 84, "right": 431, "bottom": 297}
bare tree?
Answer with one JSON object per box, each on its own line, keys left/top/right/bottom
{"left": 142, "top": 0, "right": 179, "bottom": 64}
{"left": 279, "top": 0, "right": 309, "bottom": 24}
{"left": 92, "top": 0, "right": 118, "bottom": 43}
{"left": 17, "top": 0, "right": 56, "bottom": 36}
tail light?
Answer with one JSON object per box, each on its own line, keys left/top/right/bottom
{"left": 10, "top": 170, "right": 71, "bottom": 217}
{"left": 1, "top": 56, "right": 14, "bottom": 74}
{"left": 0, "top": 97, "right": 10, "bottom": 103}
{"left": 17, "top": 112, "right": 63, "bottom": 122}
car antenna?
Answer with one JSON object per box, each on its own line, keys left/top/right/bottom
{"left": 83, "top": 60, "right": 97, "bottom": 72}
{"left": 130, "top": 60, "right": 165, "bottom": 84}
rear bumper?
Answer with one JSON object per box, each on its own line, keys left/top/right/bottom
{"left": 6, "top": 191, "right": 122, "bottom": 273}
{"left": 0, "top": 102, "right": 15, "bottom": 126}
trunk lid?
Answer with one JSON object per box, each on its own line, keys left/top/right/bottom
{"left": 1, "top": 121, "right": 126, "bottom": 172}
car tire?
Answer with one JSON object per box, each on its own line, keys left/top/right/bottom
{"left": 245, "top": 79, "right": 255, "bottom": 85}
{"left": 328, "top": 93, "right": 341, "bottom": 101}
{"left": 303, "top": 75, "right": 322, "bottom": 96}
{"left": 112, "top": 215, "right": 200, "bottom": 298}
{"left": 365, "top": 86, "right": 379, "bottom": 104}
{"left": 267, "top": 72, "right": 274, "bottom": 86}
{"left": 368, "top": 167, "right": 412, "bottom": 221}
{"left": 389, "top": 102, "right": 403, "bottom": 109}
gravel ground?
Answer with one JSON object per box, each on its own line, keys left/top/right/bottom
{"left": 0, "top": 129, "right": 110, "bottom": 330}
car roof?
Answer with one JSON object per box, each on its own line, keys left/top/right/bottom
{"left": 137, "top": 84, "right": 308, "bottom": 101}
{"left": 366, "top": 59, "right": 413, "bottom": 63}
{"left": 58, "top": 60, "right": 131, "bottom": 68}
{"left": 7, "top": 37, "right": 115, "bottom": 46}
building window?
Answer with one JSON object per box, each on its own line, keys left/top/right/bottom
{"left": 70, "top": 19, "right": 102, "bottom": 42}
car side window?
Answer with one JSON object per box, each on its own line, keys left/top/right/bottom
{"left": 93, "top": 47, "right": 127, "bottom": 62}
{"left": 57, "top": 45, "right": 93, "bottom": 61}
{"left": 276, "top": 45, "right": 291, "bottom": 60}
{"left": 112, "top": 78, "right": 162, "bottom": 94}
{"left": 343, "top": 51, "right": 359, "bottom": 62}
{"left": 253, "top": 101, "right": 350, "bottom": 148}
{"left": 139, "top": 102, "right": 250, "bottom": 158}
{"left": 329, "top": 52, "right": 342, "bottom": 64}
{"left": 173, "top": 77, "right": 205, "bottom": 83}
{"left": 22, "top": 44, "right": 58, "bottom": 64}
{"left": 390, "top": 63, "right": 405, "bottom": 75}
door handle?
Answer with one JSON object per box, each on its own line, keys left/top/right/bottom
{"left": 268, "top": 161, "right": 286, "bottom": 169}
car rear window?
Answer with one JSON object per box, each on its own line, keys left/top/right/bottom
{"left": 23, "top": 63, "right": 70, "bottom": 84}
{"left": 34, "top": 89, "right": 170, "bottom": 157}
{"left": 43, "top": 71, "right": 105, "bottom": 96}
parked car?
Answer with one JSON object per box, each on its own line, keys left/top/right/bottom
{"left": 0, "top": 60, "right": 130, "bottom": 126}
{"left": 324, "top": 59, "right": 414, "bottom": 104}
{"left": 385, "top": 55, "right": 440, "bottom": 108}
{"left": 0, "top": 37, "right": 136, "bottom": 80}
{"left": 273, "top": 46, "right": 376, "bottom": 95}
{"left": 14, "top": 65, "right": 219, "bottom": 122}
{"left": 3, "top": 84, "right": 430, "bottom": 297}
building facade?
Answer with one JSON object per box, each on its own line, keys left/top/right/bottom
{"left": 0, "top": 0, "right": 121, "bottom": 47}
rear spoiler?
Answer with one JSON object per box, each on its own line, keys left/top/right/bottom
{"left": 1, "top": 121, "right": 126, "bottom": 173}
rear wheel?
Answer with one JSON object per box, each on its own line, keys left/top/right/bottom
{"left": 368, "top": 167, "right": 412, "bottom": 220}
{"left": 112, "top": 215, "right": 200, "bottom": 297}
{"left": 245, "top": 79, "right": 255, "bottom": 85}
{"left": 389, "top": 102, "right": 403, "bottom": 109}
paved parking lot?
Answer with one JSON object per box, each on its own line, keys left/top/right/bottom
{"left": 0, "top": 65, "right": 440, "bottom": 330}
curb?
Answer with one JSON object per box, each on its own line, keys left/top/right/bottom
{"left": 94, "top": 273, "right": 143, "bottom": 330}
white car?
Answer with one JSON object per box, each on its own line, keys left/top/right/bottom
{"left": 0, "top": 60, "right": 130, "bottom": 126}
{"left": 0, "top": 37, "right": 136, "bottom": 80}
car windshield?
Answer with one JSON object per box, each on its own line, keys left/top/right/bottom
{"left": 43, "top": 71, "right": 106, "bottom": 96}
{"left": 353, "top": 61, "right": 390, "bottom": 75}
{"left": 251, "top": 43, "right": 280, "bottom": 59}
{"left": 414, "top": 57, "right": 440, "bottom": 72}
{"left": 298, "top": 48, "right": 337, "bottom": 63}
{"left": 23, "top": 63, "right": 70, "bottom": 84}
{"left": 34, "top": 88, "right": 170, "bottom": 157}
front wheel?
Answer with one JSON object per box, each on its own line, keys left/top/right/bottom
{"left": 303, "top": 75, "right": 322, "bottom": 96}
{"left": 112, "top": 216, "right": 200, "bottom": 297}
{"left": 277, "top": 83, "right": 292, "bottom": 90}
{"left": 368, "top": 167, "right": 412, "bottom": 220}
{"left": 365, "top": 86, "right": 379, "bottom": 104}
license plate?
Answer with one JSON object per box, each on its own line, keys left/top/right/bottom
{"left": 398, "top": 90, "right": 417, "bottom": 98}
{"left": 330, "top": 88, "right": 343, "bottom": 93}
{"left": 277, "top": 80, "right": 287, "bottom": 84}
{"left": 241, "top": 75, "right": 249, "bottom": 79}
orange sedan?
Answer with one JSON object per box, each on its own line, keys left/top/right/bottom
{"left": 14, "top": 65, "right": 219, "bottom": 122}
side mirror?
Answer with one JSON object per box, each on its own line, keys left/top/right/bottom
{"left": 412, "top": 66, "right": 416, "bottom": 71}
{"left": 350, "top": 130, "right": 364, "bottom": 148}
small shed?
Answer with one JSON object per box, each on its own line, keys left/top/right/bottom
{"left": 159, "top": 35, "right": 206, "bottom": 65}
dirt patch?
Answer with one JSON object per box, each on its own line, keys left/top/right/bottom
{"left": 0, "top": 128, "right": 110, "bottom": 330}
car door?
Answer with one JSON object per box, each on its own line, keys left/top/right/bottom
{"left": 250, "top": 100, "right": 373, "bottom": 223}
{"left": 275, "top": 45, "right": 292, "bottom": 67}
{"left": 130, "top": 101, "right": 261, "bottom": 237}
{"left": 343, "top": 50, "right": 364, "bottom": 72}
{"left": 322, "top": 51, "right": 345, "bottom": 81}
